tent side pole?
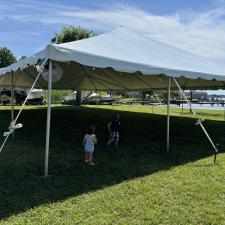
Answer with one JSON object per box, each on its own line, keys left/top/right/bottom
{"left": 45, "top": 89, "right": 47, "bottom": 105}
{"left": 224, "top": 101, "right": 225, "bottom": 121}
{"left": 44, "top": 60, "right": 52, "bottom": 177}
{"left": 11, "top": 72, "right": 15, "bottom": 139}
{"left": 166, "top": 77, "right": 171, "bottom": 152}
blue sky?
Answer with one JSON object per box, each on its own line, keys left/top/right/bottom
{"left": 1, "top": 0, "right": 225, "bottom": 57}
{"left": 1, "top": 0, "right": 225, "bottom": 93}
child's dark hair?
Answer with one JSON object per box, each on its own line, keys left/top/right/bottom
{"left": 87, "top": 125, "right": 95, "bottom": 135}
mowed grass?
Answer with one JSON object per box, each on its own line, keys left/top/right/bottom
{"left": 0, "top": 104, "right": 225, "bottom": 224}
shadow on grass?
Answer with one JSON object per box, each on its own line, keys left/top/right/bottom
{"left": 0, "top": 106, "right": 224, "bottom": 219}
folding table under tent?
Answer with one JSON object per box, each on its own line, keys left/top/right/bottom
{"left": 0, "top": 27, "right": 225, "bottom": 177}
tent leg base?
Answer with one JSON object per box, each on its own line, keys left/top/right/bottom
{"left": 41, "top": 174, "right": 52, "bottom": 178}
{"left": 214, "top": 152, "right": 218, "bottom": 164}
{"left": 162, "top": 148, "right": 181, "bottom": 164}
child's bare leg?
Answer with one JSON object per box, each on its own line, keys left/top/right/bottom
{"left": 107, "top": 133, "right": 114, "bottom": 146}
{"left": 89, "top": 153, "right": 94, "bottom": 165}
{"left": 115, "top": 138, "right": 119, "bottom": 147}
{"left": 84, "top": 153, "right": 89, "bottom": 163}
{"left": 115, "top": 133, "right": 119, "bottom": 147}
{"left": 89, "top": 153, "right": 92, "bottom": 162}
{"left": 107, "top": 138, "right": 113, "bottom": 146}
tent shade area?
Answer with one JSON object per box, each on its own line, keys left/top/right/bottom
{"left": 0, "top": 27, "right": 224, "bottom": 176}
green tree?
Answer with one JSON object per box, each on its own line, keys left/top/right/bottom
{"left": 51, "top": 25, "right": 96, "bottom": 104}
{"left": 0, "top": 47, "right": 16, "bottom": 68}
{"left": 51, "top": 25, "right": 95, "bottom": 44}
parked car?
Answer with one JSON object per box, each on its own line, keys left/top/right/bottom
{"left": 27, "top": 90, "right": 45, "bottom": 105}
{"left": 82, "top": 93, "right": 120, "bottom": 105}
{"left": 0, "top": 89, "right": 45, "bottom": 105}
{"left": 0, "top": 89, "right": 27, "bottom": 105}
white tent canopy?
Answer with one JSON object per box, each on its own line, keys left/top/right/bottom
{"left": 0, "top": 27, "right": 225, "bottom": 90}
{"left": 0, "top": 27, "right": 223, "bottom": 176}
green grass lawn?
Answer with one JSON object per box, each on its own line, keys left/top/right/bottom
{"left": 0, "top": 104, "right": 225, "bottom": 224}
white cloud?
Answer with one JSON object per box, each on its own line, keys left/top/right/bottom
{"left": 0, "top": 0, "right": 225, "bottom": 60}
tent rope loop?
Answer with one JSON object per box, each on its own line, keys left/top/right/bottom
{"left": 3, "top": 122, "right": 23, "bottom": 137}
{"left": 173, "top": 77, "right": 219, "bottom": 163}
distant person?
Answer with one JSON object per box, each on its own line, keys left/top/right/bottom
{"left": 107, "top": 113, "right": 121, "bottom": 148}
{"left": 83, "top": 125, "right": 97, "bottom": 165}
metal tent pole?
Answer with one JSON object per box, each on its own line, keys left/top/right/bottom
{"left": 128, "top": 92, "right": 131, "bottom": 111}
{"left": 224, "top": 101, "right": 225, "bottom": 121}
{"left": 166, "top": 78, "right": 171, "bottom": 152}
{"left": 44, "top": 60, "right": 52, "bottom": 177}
{"left": 10, "top": 72, "right": 15, "bottom": 139}
{"left": 45, "top": 89, "right": 47, "bottom": 104}
{"left": 181, "top": 90, "right": 184, "bottom": 115}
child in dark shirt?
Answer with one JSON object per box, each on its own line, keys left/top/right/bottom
{"left": 107, "top": 113, "right": 120, "bottom": 147}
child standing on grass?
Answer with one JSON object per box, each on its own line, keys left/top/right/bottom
{"left": 83, "top": 125, "right": 97, "bottom": 165}
{"left": 107, "top": 113, "right": 120, "bottom": 148}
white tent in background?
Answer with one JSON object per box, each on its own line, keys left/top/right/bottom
{"left": 0, "top": 27, "right": 224, "bottom": 176}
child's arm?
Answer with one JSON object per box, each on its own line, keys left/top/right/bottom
{"left": 108, "top": 122, "right": 112, "bottom": 131}
{"left": 83, "top": 135, "right": 86, "bottom": 146}
{"left": 92, "top": 135, "right": 97, "bottom": 144}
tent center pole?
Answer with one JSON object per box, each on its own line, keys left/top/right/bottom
{"left": 166, "top": 77, "right": 171, "bottom": 152}
{"left": 44, "top": 60, "right": 52, "bottom": 177}
{"left": 11, "top": 72, "right": 15, "bottom": 139}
